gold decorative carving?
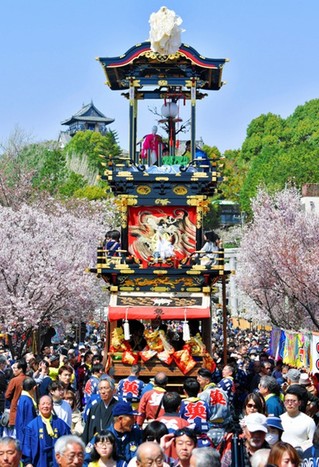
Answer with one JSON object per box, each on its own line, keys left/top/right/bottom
{"left": 173, "top": 185, "right": 188, "bottom": 195}
{"left": 142, "top": 50, "right": 181, "bottom": 62}
{"left": 136, "top": 185, "right": 151, "bottom": 195}
{"left": 118, "top": 171, "right": 133, "bottom": 178}
{"left": 150, "top": 287, "right": 171, "bottom": 292}
{"left": 117, "top": 277, "right": 198, "bottom": 288}
{"left": 155, "top": 199, "right": 170, "bottom": 205}
{"left": 115, "top": 195, "right": 137, "bottom": 228}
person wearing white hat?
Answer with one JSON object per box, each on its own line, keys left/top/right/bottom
{"left": 220, "top": 413, "right": 269, "bottom": 466}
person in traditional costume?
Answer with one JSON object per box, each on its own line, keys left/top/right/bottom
{"left": 141, "top": 126, "right": 163, "bottom": 165}
{"left": 82, "top": 376, "right": 118, "bottom": 445}
{"left": 23, "top": 395, "right": 70, "bottom": 467}
{"left": 15, "top": 377, "right": 37, "bottom": 447}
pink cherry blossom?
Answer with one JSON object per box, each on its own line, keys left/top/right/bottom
{"left": 237, "top": 187, "right": 319, "bottom": 331}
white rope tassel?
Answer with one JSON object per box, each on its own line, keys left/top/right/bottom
{"left": 123, "top": 308, "right": 130, "bottom": 340}
{"left": 183, "top": 308, "right": 190, "bottom": 342}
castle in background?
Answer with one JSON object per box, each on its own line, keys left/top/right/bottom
{"left": 59, "top": 101, "right": 114, "bottom": 148}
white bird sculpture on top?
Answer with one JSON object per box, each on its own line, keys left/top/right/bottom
{"left": 149, "top": 6, "right": 184, "bottom": 55}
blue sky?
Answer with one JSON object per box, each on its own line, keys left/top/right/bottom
{"left": 1, "top": 1, "right": 318, "bottom": 153}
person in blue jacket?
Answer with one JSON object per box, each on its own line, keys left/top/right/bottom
{"left": 84, "top": 401, "right": 142, "bottom": 466}
{"left": 116, "top": 364, "right": 145, "bottom": 409}
{"left": 183, "top": 140, "right": 211, "bottom": 172}
{"left": 15, "top": 377, "right": 37, "bottom": 447}
{"left": 258, "top": 375, "right": 284, "bottom": 417}
{"left": 23, "top": 395, "right": 70, "bottom": 467}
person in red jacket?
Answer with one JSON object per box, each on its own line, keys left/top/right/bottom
{"left": 137, "top": 372, "right": 167, "bottom": 426}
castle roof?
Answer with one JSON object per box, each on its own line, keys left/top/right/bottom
{"left": 61, "top": 101, "right": 114, "bottom": 126}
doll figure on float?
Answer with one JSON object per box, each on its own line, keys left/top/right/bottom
{"left": 140, "top": 125, "right": 163, "bottom": 165}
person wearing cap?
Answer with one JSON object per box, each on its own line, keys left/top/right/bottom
{"left": 82, "top": 376, "right": 118, "bottom": 445}
{"left": 242, "top": 413, "right": 269, "bottom": 460}
{"left": 265, "top": 416, "right": 284, "bottom": 447}
{"left": 84, "top": 401, "right": 142, "bottom": 464}
{"left": 220, "top": 413, "right": 269, "bottom": 467}
{"left": 280, "top": 387, "right": 316, "bottom": 451}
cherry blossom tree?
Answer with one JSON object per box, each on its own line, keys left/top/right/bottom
{"left": 236, "top": 187, "right": 319, "bottom": 331}
{"left": 0, "top": 202, "right": 110, "bottom": 356}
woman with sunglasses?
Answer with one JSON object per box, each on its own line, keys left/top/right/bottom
{"left": 243, "top": 393, "right": 266, "bottom": 416}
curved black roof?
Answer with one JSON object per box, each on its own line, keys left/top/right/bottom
{"left": 97, "top": 41, "right": 228, "bottom": 96}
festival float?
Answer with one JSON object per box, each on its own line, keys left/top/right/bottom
{"left": 90, "top": 7, "right": 229, "bottom": 383}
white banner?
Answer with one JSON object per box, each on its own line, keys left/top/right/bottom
{"left": 311, "top": 332, "right": 319, "bottom": 373}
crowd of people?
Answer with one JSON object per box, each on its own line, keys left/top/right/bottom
{"left": 0, "top": 325, "right": 318, "bottom": 467}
